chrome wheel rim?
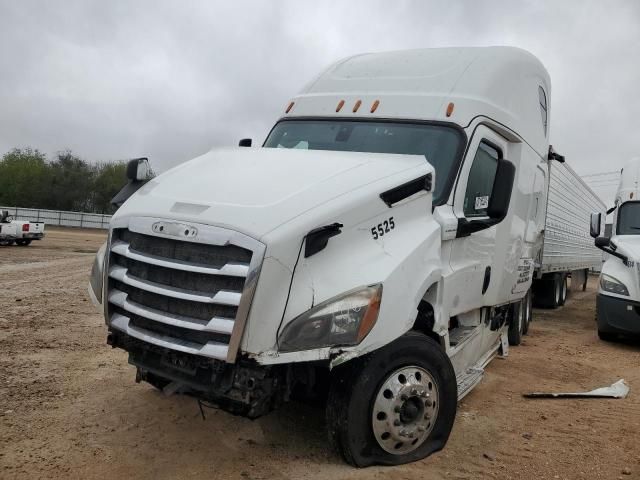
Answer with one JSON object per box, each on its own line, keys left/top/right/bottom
{"left": 371, "top": 366, "right": 439, "bottom": 455}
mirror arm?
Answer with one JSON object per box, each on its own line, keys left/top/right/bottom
{"left": 456, "top": 217, "right": 500, "bottom": 238}
{"left": 595, "top": 243, "right": 630, "bottom": 266}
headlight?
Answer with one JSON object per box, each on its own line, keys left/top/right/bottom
{"left": 89, "top": 242, "right": 107, "bottom": 305}
{"left": 278, "top": 285, "right": 382, "bottom": 352}
{"left": 600, "top": 274, "right": 629, "bottom": 296}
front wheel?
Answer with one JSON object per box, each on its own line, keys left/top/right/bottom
{"left": 326, "top": 332, "right": 457, "bottom": 467}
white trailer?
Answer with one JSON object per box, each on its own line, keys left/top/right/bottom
{"left": 89, "top": 47, "right": 567, "bottom": 466}
{"left": 532, "top": 162, "right": 606, "bottom": 308}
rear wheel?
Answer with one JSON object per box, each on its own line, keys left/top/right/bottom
{"left": 16, "top": 239, "right": 32, "bottom": 246}
{"left": 558, "top": 274, "right": 568, "bottom": 306}
{"left": 508, "top": 300, "right": 524, "bottom": 346}
{"left": 522, "top": 290, "right": 532, "bottom": 335}
{"left": 327, "top": 332, "right": 457, "bottom": 467}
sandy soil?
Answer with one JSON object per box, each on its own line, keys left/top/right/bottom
{"left": 1, "top": 228, "right": 639, "bottom": 479}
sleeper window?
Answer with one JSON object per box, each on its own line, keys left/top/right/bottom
{"left": 463, "top": 141, "right": 500, "bottom": 217}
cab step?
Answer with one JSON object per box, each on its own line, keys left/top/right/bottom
{"left": 456, "top": 367, "right": 484, "bottom": 400}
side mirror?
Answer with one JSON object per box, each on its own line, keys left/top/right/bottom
{"left": 595, "top": 236, "right": 610, "bottom": 248}
{"left": 487, "top": 158, "right": 516, "bottom": 220}
{"left": 238, "top": 138, "right": 252, "bottom": 147}
{"left": 126, "top": 157, "right": 151, "bottom": 181}
{"left": 590, "top": 212, "right": 602, "bottom": 238}
{"left": 112, "top": 157, "right": 153, "bottom": 207}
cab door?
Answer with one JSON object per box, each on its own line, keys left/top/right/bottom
{"left": 445, "top": 125, "right": 513, "bottom": 318}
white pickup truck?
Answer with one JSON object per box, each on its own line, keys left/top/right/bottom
{"left": 89, "top": 47, "right": 568, "bottom": 466}
{"left": 0, "top": 210, "right": 45, "bottom": 246}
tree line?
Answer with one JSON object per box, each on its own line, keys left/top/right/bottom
{"left": 0, "top": 148, "right": 133, "bottom": 214}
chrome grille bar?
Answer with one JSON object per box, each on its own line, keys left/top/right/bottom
{"left": 111, "top": 240, "right": 250, "bottom": 277}
{"left": 109, "top": 289, "right": 235, "bottom": 335}
{"left": 110, "top": 313, "right": 229, "bottom": 360}
{"left": 109, "top": 265, "right": 242, "bottom": 306}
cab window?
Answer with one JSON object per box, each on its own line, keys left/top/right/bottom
{"left": 463, "top": 141, "right": 500, "bottom": 217}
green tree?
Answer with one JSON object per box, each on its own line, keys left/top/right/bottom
{"left": 91, "top": 161, "right": 128, "bottom": 214}
{"left": 0, "top": 148, "right": 49, "bottom": 208}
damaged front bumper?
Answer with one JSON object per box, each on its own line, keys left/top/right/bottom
{"left": 108, "top": 329, "right": 291, "bottom": 418}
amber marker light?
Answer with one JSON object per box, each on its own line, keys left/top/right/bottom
{"left": 353, "top": 99, "right": 362, "bottom": 113}
{"left": 356, "top": 286, "right": 382, "bottom": 342}
{"left": 446, "top": 102, "right": 455, "bottom": 117}
{"left": 370, "top": 99, "right": 380, "bottom": 113}
{"left": 285, "top": 101, "right": 295, "bottom": 113}
{"left": 336, "top": 100, "right": 345, "bottom": 112}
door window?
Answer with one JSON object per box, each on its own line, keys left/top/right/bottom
{"left": 463, "top": 141, "right": 500, "bottom": 217}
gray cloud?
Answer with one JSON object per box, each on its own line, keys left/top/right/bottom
{"left": 1, "top": 0, "right": 638, "bottom": 204}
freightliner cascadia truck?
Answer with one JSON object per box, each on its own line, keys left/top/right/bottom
{"left": 591, "top": 158, "right": 640, "bottom": 341}
{"left": 89, "top": 47, "right": 582, "bottom": 466}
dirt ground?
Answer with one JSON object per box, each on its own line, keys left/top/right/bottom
{"left": 1, "top": 227, "right": 639, "bottom": 480}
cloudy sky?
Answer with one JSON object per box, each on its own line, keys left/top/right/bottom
{"left": 1, "top": 0, "right": 638, "bottom": 203}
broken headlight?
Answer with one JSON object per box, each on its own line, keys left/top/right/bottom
{"left": 278, "top": 285, "right": 382, "bottom": 352}
{"left": 600, "top": 274, "right": 629, "bottom": 296}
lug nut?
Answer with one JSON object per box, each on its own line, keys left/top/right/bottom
{"left": 399, "top": 429, "right": 408, "bottom": 437}
{"left": 394, "top": 419, "right": 401, "bottom": 426}
{"left": 417, "top": 425, "right": 426, "bottom": 432}
{"left": 424, "top": 412, "right": 431, "bottom": 420}
{"left": 410, "top": 388, "right": 418, "bottom": 396}
{"left": 394, "top": 406, "right": 401, "bottom": 413}
{"left": 424, "top": 399, "right": 433, "bottom": 407}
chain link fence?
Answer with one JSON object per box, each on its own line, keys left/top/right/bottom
{"left": 1, "top": 206, "right": 111, "bottom": 229}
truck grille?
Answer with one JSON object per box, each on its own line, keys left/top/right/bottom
{"left": 106, "top": 219, "right": 264, "bottom": 363}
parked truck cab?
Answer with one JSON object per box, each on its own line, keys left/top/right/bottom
{"left": 592, "top": 157, "right": 640, "bottom": 341}
{"left": 89, "top": 47, "right": 559, "bottom": 466}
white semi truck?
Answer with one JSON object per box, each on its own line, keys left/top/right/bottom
{"left": 90, "top": 47, "right": 581, "bottom": 466}
{"left": 591, "top": 158, "right": 640, "bottom": 341}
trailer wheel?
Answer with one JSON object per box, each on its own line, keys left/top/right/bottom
{"left": 326, "top": 332, "right": 457, "bottom": 467}
{"left": 522, "top": 290, "right": 532, "bottom": 335}
{"left": 558, "top": 274, "right": 568, "bottom": 306}
{"left": 508, "top": 300, "right": 524, "bottom": 345}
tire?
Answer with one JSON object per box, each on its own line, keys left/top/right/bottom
{"left": 16, "top": 239, "right": 32, "bottom": 246}
{"left": 522, "top": 290, "right": 532, "bottom": 336}
{"left": 326, "top": 332, "right": 457, "bottom": 467}
{"left": 558, "top": 274, "right": 568, "bottom": 306}
{"left": 532, "top": 274, "right": 562, "bottom": 309}
{"left": 598, "top": 330, "right": 617, "bottom": 342}
{"left": 508, "top": 299, "right": 524, "bottom": 346}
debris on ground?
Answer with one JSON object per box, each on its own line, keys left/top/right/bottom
{"left": 523, "top": 379, "right": 629, "bottom": 399}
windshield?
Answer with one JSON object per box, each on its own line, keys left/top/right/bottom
{"left": 617, "top": 201, "right": 640, "bottom": 235}
{"left": 264, "top": 119, "right": 464, "bottom": 205}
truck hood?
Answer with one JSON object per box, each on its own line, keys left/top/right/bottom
{"left": 116, "top": 147, "right": 431, "bottom": 240}
{"left": 612, "top": 236, "right": 640, "bottom": 261}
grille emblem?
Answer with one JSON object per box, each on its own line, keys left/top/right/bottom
{"left": 152, "top": 221, "right": 198, "bottom": 238}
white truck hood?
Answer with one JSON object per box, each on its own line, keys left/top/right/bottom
{"left": 115, "top": 147, "right": 431, "bottom": 240}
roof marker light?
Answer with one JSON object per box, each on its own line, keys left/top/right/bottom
{"left": 370, "top": 100, "right": 380, "bottom": 113}
{"left": 285, "top": 101, "right": 295, "bottom": 114}
{"left": 446, "top": 102, "right": 455, "bottom": 117}
{"left": 336, "top": 100, "right": 345, "bottom": 112}
{"left": 353, "top": 100, "right": 362, "bottom": 113}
